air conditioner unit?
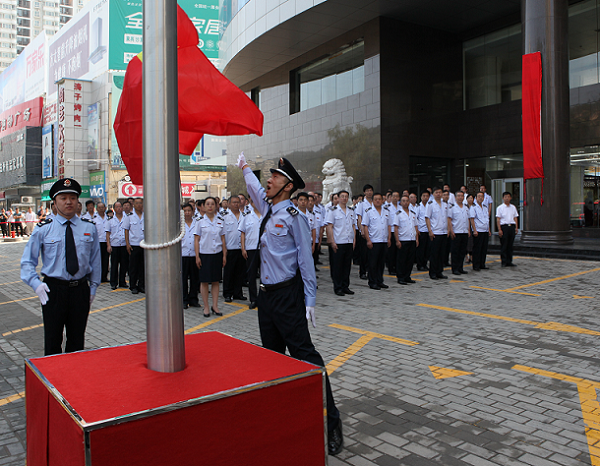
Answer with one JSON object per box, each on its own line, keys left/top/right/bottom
{"left": 21, "top": 196, "right": 33, "bottom": 203}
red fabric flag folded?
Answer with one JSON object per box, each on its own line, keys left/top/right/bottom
{"left": 522, "top": 52, "right": 544, "bottom": 204}
{"left": 113, "top": 5, "right": 264, "bottom": 185}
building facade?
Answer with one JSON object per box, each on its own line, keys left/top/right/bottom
{"left": 221, "top": 0, "right": 600, "bottom": 239}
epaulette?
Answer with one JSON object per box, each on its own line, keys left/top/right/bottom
{"left": 383, "top": 205, "right": 389, "bottom": 210}
{"left": 221, "top": 210, "right": 229, "bottom": 215}
{"left": 217, "top": 216, "right": 224, "bottom": 221}
{"left": 241, "top": 211, "right": 247, "bottom": 216}
{"left": 396, "top": 210, "right": 402, "bottom": 215}
{"left": 199, "top": 215, "right": 204, "bottom": 220}
{"left": 81, "top": 217, "right": 95, "bottom": 225}
{"left": 365, "top": 207, "right": 372, "bottom": 212}
{"left": 329, "top": 205, "right": 337, "bottom": 211}
{"left": 37, "top": 218, "right": 52, "bottom": 227}
{"left": 287, "top": 206, "right": 299, "bottom": 216}
{"left": 428, "top": 200, "right": 433, "bottom": 204}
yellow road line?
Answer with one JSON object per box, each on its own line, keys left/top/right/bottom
{"left": 327, "top": 335, "right": 373, "bottom": 375}
{"left": 110, "top": 288, "right": 128, "bottom": 292}
{"left": 329, "top": 323, "right": 419, "bottom": 346}
{"left": 185, "top": 302, "right": 250, "bottom": 334}
{"left": 512, "top": 365, "right": 600, "bottom": 466}
{"left": 0, "top": 391, "right": 24, "bottom": 407}
{"left": 505, "top": 267, "right": 600, "bottom": 291}
{"left": 418, "top": 303, "right": 600, "bottom": 336}
{"left": 2, "top": 298, "right": 146, "bottom": 336}
{"left": 0, "top": 280, "right": 23, "bottom": 286}
{"left": 0, "top": 268, "right": 22, "bottom": 273}
{"left": 470, "top": 286, "right": 541, "bottom": 297}
{"left": 0, "top": 296, "right": 37, "bottom": 306}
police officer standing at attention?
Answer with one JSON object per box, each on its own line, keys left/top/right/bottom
{"left": 237, "top": 152, "right": 343, "bottom": 456}
{"left": 496, "top": 192, "right": 519, "bottom": 267}
{"left": 447, "top": 191, "right": 470, "bottom": 275}
{"left": 325, "top": 189, "right": 356, "bottom": 296}
{"left": 425, "top": 187, "right": 448, "bottom": 280}
{"left": 21, "top": 178, "right": 101, "bottom": 355}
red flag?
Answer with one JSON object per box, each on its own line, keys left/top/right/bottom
{"left": 113, "top": 5, "right": 264, "bottom": 185}
{"left": 522, "top": 52, "right": 543, "bottom": 204}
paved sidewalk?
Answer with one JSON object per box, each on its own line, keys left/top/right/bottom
{"left": 1, "top": 240, "right": 600, "bottom": 465}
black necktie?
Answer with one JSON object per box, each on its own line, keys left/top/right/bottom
{"left": 65, "top": 220, "right": 79, "bottom": 276}
{"left": 258, "top": 206, "right": 272, "bottom": 249}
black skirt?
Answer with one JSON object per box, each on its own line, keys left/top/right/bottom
{"left": 198, "top": 251, "right": 223, "bottom": 283}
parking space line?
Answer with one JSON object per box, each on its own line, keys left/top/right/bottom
{"left": 418, "top": 303, "right": 600, "bottom": 336}
{"left": 470, "top": 286, "right": 540, "bottom": 297}
{"left": 329, "top": 323, "right": 420, "bottom": 346}
{"left": 504, "top": 267, "right": 600, "bottom": 291}
{"left": 185, "top": 302, "right": 250, "bottom": 334}
{"left": 0, "top": 296, "right": 37, "bottom": 306}
{"left": 0, "top": 280, "right": 23, "bottom": 286}
{"left": 0, "top": 392, "right": 24, "bottom": 407}
{"left": 513, "top": 364, "right": 600, "bottom": 466}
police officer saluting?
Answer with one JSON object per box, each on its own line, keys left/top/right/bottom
{"left": 237, "top": 153, "right": 344, "bottom": 456}
{"left": 21, "top": 178, "right": 101, "bottom": 356}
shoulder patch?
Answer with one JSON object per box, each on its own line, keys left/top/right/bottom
{"left": 287, "top": 206, "right": 299, "bottom": 216}
{"left": 365, "top": 207, "right": 372, "bottom": 212}
{"left": 221, "top": 210, "right": 229, "bottom": 215}
{"left": 428, "top": 200, "right": 433, "bottom": 204}
{"left": 329, "top": 205, "right": 337, "bottom": 211}
{"left": 81, "top": 217, "right": 95, "bottom": 224}
{"left": 37, "top": 218, "right": 52, "bottom": 227}
{"left": 217, "top": 215, "right": 224, "bottom": 221}
{"left": 383, "top": 205, "right": 389, "bottom": 210}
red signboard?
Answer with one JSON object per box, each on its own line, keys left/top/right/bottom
{"left": 119, "top": 182, "right": 196, "bottom": 198}
{"left": 42, "top": 102, "right": 57, "bottom": 126}
{"left": 0, "top": 97, "right": 43, "bottom": 137}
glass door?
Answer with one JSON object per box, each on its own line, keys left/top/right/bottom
{"left": 491, "top": 178, "right": 523, "bottom": 234}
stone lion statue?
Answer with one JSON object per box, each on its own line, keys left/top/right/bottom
{"left": 322, "top": 158, "right": 353, "bottom": 202}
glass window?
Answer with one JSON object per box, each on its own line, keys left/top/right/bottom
{"left": 291, "top": 40, "right": 364, "bottom": 114}
{"left": 570, "top": 146, "right": 600, "bottom": 227}
{"left": 463, "top": 24, "right": 522, "bottom": 110}
{"left": 569, "top": 0, "right": 599, "bottom": 89}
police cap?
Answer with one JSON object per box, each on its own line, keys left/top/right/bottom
{"left": 49, "top": 178, "right": 82, "bottom": 199}
{"left": 270, "top": 158, "right": 305, "bottom": 191}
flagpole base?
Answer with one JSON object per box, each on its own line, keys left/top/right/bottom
{"left": 520, "top": 230, "right": 574, "bottom": 246}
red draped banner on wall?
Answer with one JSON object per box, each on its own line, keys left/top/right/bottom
{"left": 522, "top": 52, "right": 544, "bottom": 205}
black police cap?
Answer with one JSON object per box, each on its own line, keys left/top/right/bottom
{"left": 270, "top": 157, "right": 305, "bottom": 190}
{"left": 49, "top": 178, "right": 82, "bottom": 199}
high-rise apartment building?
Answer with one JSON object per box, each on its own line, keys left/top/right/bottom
{"left": 0, "top": 0, "right": 87, "bottom": 71}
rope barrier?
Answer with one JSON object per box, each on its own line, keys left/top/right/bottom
{"left": 140, "top": 210, "right": 186, "bottom": 250}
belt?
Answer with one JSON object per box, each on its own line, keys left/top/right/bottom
{"left": 260, "top": 277, "right": 295, "bottom": 292}
{"left": 43, "top": 276, "right": 88, "bottom": 287}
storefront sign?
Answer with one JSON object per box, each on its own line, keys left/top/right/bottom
{"left": 42, "top": 125, "right": 53, "bottom": 179}
{"left": 89, "top": 170, "right": 106, "bottom": 203}
{"left": 56, "top": 79, "right": 89, "bottom": 179}
{"left": 43, "top": 103, "right": 57, "bottom": 126}
{"left": 88, "top": 102, "right": 100, "bottom": 167}
{"left": 0, "top": 97, "right": 43, "bottom": 138}
{"left": 119, "top": 182, "right": 196, "bottom": 198}
{"left": 41, "top": 177, "right": 57, "bottom": 201}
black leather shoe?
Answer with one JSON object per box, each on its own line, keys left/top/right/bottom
{"left": 249, "top": 302, "right": 257, "bottom": 309}
{"left": 360, "top": 274, "right": 368, "bottom": 280}
{"left": 119, "top": 283, "right": 128, "bottom": 288}
{"left": 139, "top": 288, "right": 145, "bottom": 293}
{"left": 481, "top": 266, "right": 489, "bottom": 270}
{"left": 342, "top": 289, "right": 355, "bottom": 295}
{"left": 452, "top": 271, "right": 461, "bottom": 275}
{"left": 459, "top": 270, "right": 468, "bottom": 274}
{"left": 183, "top": 304, "right": 189, "bottom": 309}
{"left": 430, "top": 275, "right": 439, "bottom": 280}
{"left": 131, "top": 289, "right": 139, "bottom": 294}
{"left": 369, "top": 285, "right": 381, "bottom": 290}
{"left": 328, "top": 422, "right": 343, "bottom": 456}
{"left": 397, "top": 280, "right": 408, "bottom": 285}
{"left": 407, "top": 279, "right": 416, "bottom": 283}
{"left": 211, "top": 307, "right": 223, "bottom": 316}
{"left": 203, "top": 312, "right": 210, "bottom": 318}
{"left": 189, "top": 303, "right": 201, "bottom": 307}
{"left": 508, "top": 263, "right": 517, "bottom": 267}
{"left": 335, "top": 290, "right": 345, "bottom": 296}
{"left": 224, "top": 296, "right": 232, "bottom": 303}
{"left": 111, "top": 286, "right": 117, "bottom": 290}
{"left": 234, "top": 295, "right": 248, "bottom": 301}
{"left": 437, "top": 274, "right": 448, "bottom": 279}
{"left": 379, "top": 284, "right": 389, "bottom": 289}
{"left": 473, "top": 268, "right": 480, "bottom": 271}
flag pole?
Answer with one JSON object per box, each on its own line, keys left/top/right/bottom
{"left": 142, "top": 0, "right": 186, "bottom": 372}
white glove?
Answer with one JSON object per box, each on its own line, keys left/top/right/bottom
{"left": 236, "top": 151, "right": 247, "bottom": 169}
{"left": 90, "top": 294, "right": 95, "bottom": 305}
{"left": 306, "top": 306, "right": 316, "bottom": 328}
{"left": 36, "top": 283, "right": 50, "bottom": 305}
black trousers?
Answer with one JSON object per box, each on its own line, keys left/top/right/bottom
{"left": 257, "top": 272, "right": 340, "bottom": 434}
{"left": 110, "top": 245, "right": 129, "bottom": 287}
{"left": 42, "top": 278, "right": 90, "bottom": 355}
{"left": 352, "top": 230, "right": 361, "bottom": 264}
{"left": 182, "top": 256, "right": 200, "bottom": 306}
{"left": 245, "top": 249, "right": 259, "bottom": 302}
{"left": 429, "top": 235, "right": 446, "bottom": 278}
{"left": 500, "top": 224, "right": 516, "bottom": 265}
{"left": 312, "top": 243, "right": 320, "bottom": 268}
{"left": 451, "top": 233, "right": 468, "bottom": 273}
{"left": 367, "top": 242, "right": 387, "bottom": 287}
{"left": 358, "top": 233, "right": 368, "bottom": 276}
{"left": 443, "top": 235, "right": 452, "bottom": 265}
{"left": 330, "top": 243, "right": 353, "bottom": 293}
{"left": 472, "top": 231, "right": 489, "bottom": 270}
{"left": 13, "top": 222, "right": 23, "bottom": 236}
{"left": 100, "top": 242, "right": 110, "bottom": 281}
{"left": 396, "top": 241, "right": 416, "bottom": 282}
{"left": 223, "top": 249, "right": 246, "bottom": 298}
{"left": 0, "top": 221, "right": 7, "bottom": 236}
{"left": 386, "top": 239, "right": 397, "bottom": 274}
{"left": 416, "top": 231, "right": 430, "bottom": 269}
{"left": 129, "top": 245, "right": 145, "bottom": 291}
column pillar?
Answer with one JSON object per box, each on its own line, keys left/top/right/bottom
{"left": 521, "top": 0, "right": 573, "bottom": 245}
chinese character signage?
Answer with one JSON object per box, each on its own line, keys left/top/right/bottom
{"left": 108, "top": 0, "right": 221, "bottom": 70}
{"left": 88, "top": 102, "right": 100, "bottom": 169}
{"left": 0, "top": 97, "right": 43, "bottom": 138}
{"left": 42, "top": 125, "right": 53, "bottom": 179}
{"left": 118, "top": 181, "right": 196, "bottom": 198}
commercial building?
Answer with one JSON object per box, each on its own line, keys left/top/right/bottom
{"left": 222, "top": 0, "right": 600, "bottom": 241}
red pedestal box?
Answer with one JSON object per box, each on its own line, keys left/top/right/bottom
{"left": 26, "top": 332, "right": 326, "bottom": 466}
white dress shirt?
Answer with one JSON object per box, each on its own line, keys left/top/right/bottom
{"left": 222, "top": 210, "right": 242, "bottom": 250}
{"left": 361, "top": 206, "right": 391, "bottom": 243}
{"left": 425, "top": 200, "right": 448, "bottom": 235}
{"left": 105, "top": 214, "right": 127, "bottom": 247}
{"left": 496, "top": 203, "right": 519, "bottom": 225}
{"left": 181, "top": 218, "right": 198, "bottom": 257}
{"left": 416, "top": 202, "right": 429, "bottom": 233}
{"left": 238, "top": 210, "right": 261, "bottom": 250}
{"left": 393, "top": 208, "right": 418, "bottom": 241}
{"left": 448, "top": 203, "right": 470, "bottom": 234}
{"left": 470, "top": 203, "right": 490, "bottom": 232}
{"left": 123, "top": 212, "right": 144, "bottom": 246}
{"left": 93, "top": 213, "right": 109, "bottom": 243}
{"left": 325, "top": 205, "right": 356, "bottom": 244}
{"left": 195, "top": 214, "right": 224, "bottom": 254}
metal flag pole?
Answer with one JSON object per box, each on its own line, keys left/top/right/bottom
{"left": 142, "top": 0, "right": 186, "bottom": 372}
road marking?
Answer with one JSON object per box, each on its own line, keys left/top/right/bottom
{"left": 512, "top": 365, "right": 600, "bottom": 466}
{"left": 0, "top": 280, "right": 23, "bottom": 286}
{"left": 0, "top": 392, "right": 24, "bottom": 407}
{"left": 0, "top": 296, "right": 37, "bottom": 306}
{"left": 574, "top": 295, "right": 595, "bottom": 299}
{"left": 110, "top": 288, "right": 128, "bottom": 293}
{"left": 504, "top": 267, "right": 600, "bottom": 291}
{"left": 418, "top": 303, "right": 600, "bottom": 336}
{"left": 470, "top": 286, "right": 540, "bottom": 297}
{"left": 0, "top": 268, "right": 23, "bottom": 273}
{"left": 429, "top": 365, "right": 473, "bottom": 380}
{"left": 185, "top": 302, "right": 250, "bottom": 334}
{"left": 327, "top": 324, "right": 419, "bottom": 375}
{"left": 2, "top": 298, "right": 146, "bottom": 336}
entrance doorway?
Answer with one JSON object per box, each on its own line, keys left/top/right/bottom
{"left": 491, "top": 178, "right": 523, "bottom": 234}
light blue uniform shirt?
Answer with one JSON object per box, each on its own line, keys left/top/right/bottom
{"left": 123, "top": 212, "right": 144, "bottom": 246}
{"left": 243, "top": 166, "right": 317, "bottom": 307}
{"left": 238, "top": 210, "right": 261, "bottom": 251}
{"left": 21, "top": 214, "right": 101, "bottom": 295}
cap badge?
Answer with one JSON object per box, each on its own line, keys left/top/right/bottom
{"left": 64, "top": 179, "right": 71, "bottom": 187}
